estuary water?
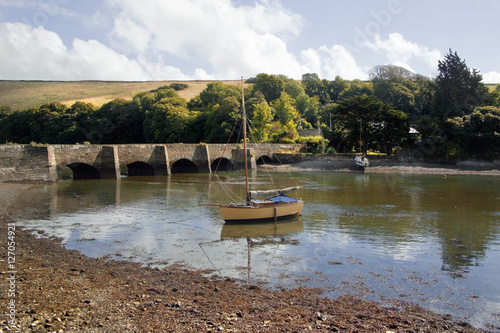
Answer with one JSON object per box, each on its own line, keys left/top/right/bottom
{"left": 11, "top": 171, "right": 500, "bottom": 330}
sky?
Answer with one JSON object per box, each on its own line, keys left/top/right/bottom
{"left": 1, "top": 0, "right": 499, "bottom": 83}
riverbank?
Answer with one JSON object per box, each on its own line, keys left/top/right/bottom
{"left": 1, "top": 181, "right": 494, "bottom": 332}
{"left": 261, "top": 156, "right": 500, "bottom": 177}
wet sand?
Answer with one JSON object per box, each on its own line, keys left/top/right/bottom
{"left": 1, "top": 161, "right": 498, "bottom": 332}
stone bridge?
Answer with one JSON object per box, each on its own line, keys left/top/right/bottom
{"left": 0, "top": 143, "right": 302, "bottom": 182}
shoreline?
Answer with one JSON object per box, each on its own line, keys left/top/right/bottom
{"left": 0, "top": 168, "right": 496, "bottom": 331}
{"left": 261, "top": 156, "right": 500, "bottom": 177}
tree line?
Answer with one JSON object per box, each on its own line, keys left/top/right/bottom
{"left": 1, "top": 50, "right": 499, "bottom": 161}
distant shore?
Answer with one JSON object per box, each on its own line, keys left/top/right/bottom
{"left": 261, "top": 155, "right": 500, "bottom": 177}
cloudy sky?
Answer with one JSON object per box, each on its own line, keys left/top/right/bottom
{"left": 1, "top": 0, "right": 499, "bottom": 82}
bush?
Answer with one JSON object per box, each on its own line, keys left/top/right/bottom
{"left": 169, "top": 83, "right": 189, "bottom": 91}
{"left": 296, "top": 136, "right": 329, "bottom": 154}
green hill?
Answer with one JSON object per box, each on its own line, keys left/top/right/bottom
{"left": 0, "top": 80, "right": 240, "bottom": 110}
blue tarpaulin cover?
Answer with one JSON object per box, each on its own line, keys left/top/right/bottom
{"left": 267, "top": 194, "right": 299, "bottom": 203}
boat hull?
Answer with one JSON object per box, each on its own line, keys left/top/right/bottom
{"left": 355, "top": 156, "right": 369, "bottom": 168}
{"left": 219, "top": 200, "right": 303, "bottom": 223}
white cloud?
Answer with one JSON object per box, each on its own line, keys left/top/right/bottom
{"left": 106, "top": 0, "right": 306, "bottom": 79}
{"left": 0, "top": 1, "right": 455, "bottom": 82}
{"left": 483, "top": 71, "right": 500, "bottom": 84}
{"left": 301, "top": 45, "right": 368, "bottom": 80}
{"left": 0, "top": 22, "right": 150, "bottom": 80}
{"left": 362, "top": 32, "right": 441, "bottom": 75}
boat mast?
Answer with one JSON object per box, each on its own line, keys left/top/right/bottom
{"left": 241, "top": 76, "right": 250, "bottom": 204}
{"left": 359, "top": 118, "right": 363, "bottom": 156}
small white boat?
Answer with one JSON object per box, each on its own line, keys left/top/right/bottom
{"left": 355, "top": 154, "right": 369, "bottom": 168}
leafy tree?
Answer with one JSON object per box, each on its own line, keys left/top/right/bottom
{"left": 92, "top": 99, "right": 144, "bottom": 143}
{"left": 339, "top": 80, "right": 373, "bottom": 99}
{"left": 434, "top": 50, "right": 485, "bottom": 119}
{"left": 370, "top": 65, "right": 435, "bottom": 122}
{"left": 375, "top": 106, "right": 410, "bottom": 155}
{"left": 332, "top": 95, "right": 405, "bottom": 155}
{"left": 169, "top": 82, "right": 189, "bottom": 91}
{"left": 371, "top": 66, "right": 417, "bottom": 113}
{"left": 28, "top": 102, "right": 68, "bottom": 143}
{"left": 0, "top": 109, "right": 32, "bottom": 143}
{"left": 302, "top": 73, "right": 322, "bottom": 97}
{"left": 447, "top": 106, "right": 500, "bottom": 159}
{"left": 143, "top": 100, "right": 197, "bottom": 143}
{"left": 327, "top": 76, "right": 349, "bottom": 102}
{"left": 481, "top": 85, "right": 500, "bottom": 107}
{"left": 204, "top": 96, "right": 241, "bottom": 143}
{"left": 295, "top": 93, "right": 320, "bottom": 127}
{"left": 0, "top": 106, "right": 11, "bottom": 120}
{"left": 271, "top": 92, "right": 300, "bottom": 126}
{"left": 412, "top": 75, "right": 435, "bottom": 119}
{"left": 282, "top": 77, "right": 305, "bottom": 99}
{"left": 198, "top": 82, "right": 241, "bottom": 111}
{"left": 301, "top": 73, "right": 332, "bottom": 104}
{"left": 245, "top": 90, "right": 267, "bottom": 120}
{"left": 58, "top": 101, "right": 96, "bottom": 143}
{"left": 250, "top": 101, "right": 273, "bottom": 142}
{"left": 253, "top": 73, "right": 284, "bottom": 103}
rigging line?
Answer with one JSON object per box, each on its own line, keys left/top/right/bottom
{"left": 246, "top": 119, "right": 275, "bottom": 186}
{"left": 198, "top": 117, "right": 240, "bottom": 205}
{"left": 215, "top": 173, "right": 243, "bottom": 203}
{"left": 163, "top": 214, "right": 210, "bottom": 230}
{"left": 246, "top": 116, "right": 300, "bottom": 190}
{"left": 268, "top": 145, "right": 301, "bottom": 189}
{"left": 199, "top": 241, "right": 219, "bottom": 271}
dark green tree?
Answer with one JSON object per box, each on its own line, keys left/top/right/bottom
{"left": 434, "top": 50, "right": 485, "bottom": 119}
{"left": 339, "top": 80, "right": 373, "bottom": 99}
{"left": 198, "top": 82, "right": 240, "bottom": 111}
{"left": 301, "top": 73, "right": 332, "bottom": 104}
{"left": 28, "top": 102, "right": 68, "bottom": 143}
{"left": 204, "top": 96, "right": 241, "bottom": 143}
{"left": 0, "top": 106, "right": 11, "bottom": 120}
{"left": 327, "top": 76, "right": 349, "bottom": 102}
{"left": 143, "top": 100, "right": 198, "bottom": 143}
{"left": 58, "top": 101, "right": 96, "bottom": 143}
{"left": 332, "top": 95, "right": 407, "bottom": 155}
{"left": 92, "top": 99, "right": 144, "bottom": 144}
{"left": 302, "top": 73, "right": 322, "bottom": 97}
{"left": 253, "top": 73, "right": 284, "bottom": 103}
{"left": 0, "top": 109, "right": 32, "bottom": 143}
{"left": 447, "top": 106, "right": 500, "bottom": 159}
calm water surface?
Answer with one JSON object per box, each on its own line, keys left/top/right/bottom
{"left": 12, "top": 171, "right": 500, "bottom": 330}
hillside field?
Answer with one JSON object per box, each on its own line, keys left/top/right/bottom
{"left": 0, "top": 80, "right": 242, "bottom": 110}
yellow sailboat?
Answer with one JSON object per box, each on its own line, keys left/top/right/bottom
{"left": 206, "top": 77, "right": 303, "bottom": 223}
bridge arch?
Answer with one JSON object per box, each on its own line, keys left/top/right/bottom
{"left": 256, "top": 155, "right": 273, "bottom": 165}
{"left": 127, "top": 161, "right": 155, "bottom": 176}
{"left": 67, "top": 162, "right": 100, "bottom": 180}
{"left": 211, "top": 157, "right": 232, "bottom": 171}
{"left": 171, "top": 159, "right": 198, "bottom": 173}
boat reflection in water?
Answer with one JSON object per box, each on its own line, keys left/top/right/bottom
{"left": 220, "top": 218, "right": 304, "bottom": 284}
{"left": 221, "top": 218, "right": 304, "bottom": 239}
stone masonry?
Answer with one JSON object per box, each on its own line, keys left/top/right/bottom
{"left": 0, "top": 143, "right": 301, "bottom": 183}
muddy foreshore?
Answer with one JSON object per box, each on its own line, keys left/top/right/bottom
{"left": 1, "top": 160, "right": 499, "bottom": 332}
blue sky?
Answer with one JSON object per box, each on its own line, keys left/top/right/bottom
{"left": 1, "top": 0, "right": 499, "bottom": 82}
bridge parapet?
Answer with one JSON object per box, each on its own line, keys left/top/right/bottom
{"left": 0, "top": 143, "right": 302, "bottom": 182}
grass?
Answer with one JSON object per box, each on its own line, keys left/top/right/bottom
{"left": 486, "top": 83, "right": 500, "bottom": 92}
{"left": 0, "top": 80, "right": 242, "bottom": 110}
